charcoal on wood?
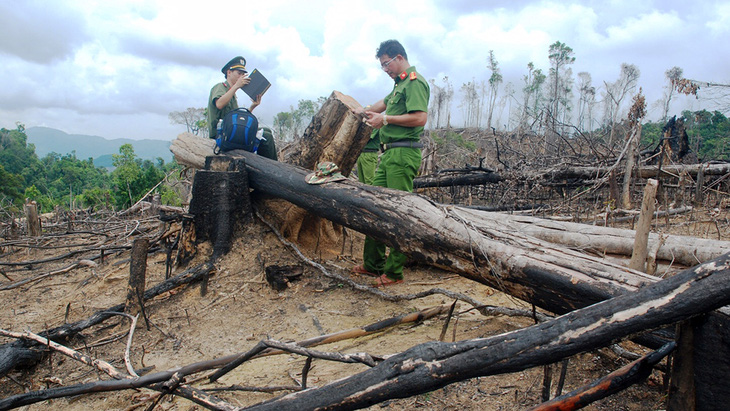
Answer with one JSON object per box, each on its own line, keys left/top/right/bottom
{"left": 189, "top": 156, "right": 252, "bottom": 258}
{"left": 264, "top": 265, "right": 304, "bottom": 291}
{"left": 125, "top": 238, "right": 149, "bottom": 317}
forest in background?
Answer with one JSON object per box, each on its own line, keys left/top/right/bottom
{"left": 0, "top": 127, "right": 182, "bottom": 216}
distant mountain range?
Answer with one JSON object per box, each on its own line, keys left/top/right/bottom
{"left": 25, "top": 127, "right": 173, "bottom": 168}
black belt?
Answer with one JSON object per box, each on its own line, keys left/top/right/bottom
{"left": 361, "top": 148, "right": 379, "bottom": 153}
{"left": 381, "top": 141, "right": 423, "bottom": 151}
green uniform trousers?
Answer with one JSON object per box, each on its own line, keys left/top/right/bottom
{"left": 356, "top": 151, "right": 379, "bottom": 185}
{"left": 362, "top": 146, "right": 421, "bottom": 280}
{"left": 256, "top": 127, "right": 278, "bottom": 161}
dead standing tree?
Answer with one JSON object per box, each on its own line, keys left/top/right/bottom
{"left": 620, "top": 91, "right": 645, "bottom": 209}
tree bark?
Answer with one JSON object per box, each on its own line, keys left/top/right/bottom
{"left": 479, "top": 210, "right": 730, "bottom": 267}
{"left": 531, "top": 162, "right": 730, "bottom": 181}
{"left": 694, "top": 166, "right": 705, "bottom": 206}
{"left": 279, "top": 90, "right": 372, "bottom": 173}
{"left": 125, "top": 238, "right": 149, "bottom": 316}
{"left": 530, "top": 342, "right": 675, "bottom": 411}
{"left": 668, "top": 320, "right": 697, "bottom": 411}
{"left": 189, "top": 156, "right": 252, "bottom": 260}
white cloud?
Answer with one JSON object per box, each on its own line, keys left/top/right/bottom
{"left": 706, "top": 2, "right": 730, "bottom": 34}
{"left": 1, "top": 0, "right": 729, "bottom": 141}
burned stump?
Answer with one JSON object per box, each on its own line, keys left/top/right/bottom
{"left": 189, "top": 156, "right": 252, "bottom": 259}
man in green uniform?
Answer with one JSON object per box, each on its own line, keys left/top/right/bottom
{"left": 352, "top": 40, "right": 430, "bottom": 287}
{"left": 207, "top": 56, "right": 277, "bottom": 160}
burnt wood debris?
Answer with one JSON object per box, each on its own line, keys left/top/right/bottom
{"left": 2, "top": 90, "right": 730, "bottom": 409}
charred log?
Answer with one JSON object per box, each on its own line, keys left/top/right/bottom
{"left": 189, "top": 156, "right": 252, "bottom": 259}
{"left": 529, "top": 342, "right": 675, "bottom": 411}
{"left": 413, "top": 171, "right": 502, "bottom": 188}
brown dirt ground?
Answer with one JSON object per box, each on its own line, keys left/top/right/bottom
{"left": 1, "top": 203, "right": 728, "bottom": 410}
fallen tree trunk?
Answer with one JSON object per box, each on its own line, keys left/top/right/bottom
{"left": 483, "top": 210, "right": 730, "bottom": 268}
{"left": 241, "top": 253, "right": 730, "bottom": 411}
{"left": 172, "top": 135, "right": 730, "bottom": 268}
{"left": 413, "top": 171, "right": 503, "bottom": 188}
{"left": 178, "top": 147, "right": 655, "bottom": 315}
{"left": 532, "top": 162, "right": 730, "bottom": 181}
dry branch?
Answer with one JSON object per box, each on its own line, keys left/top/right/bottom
{"left": 528, "top": 342, "right": 675, "bottom": 411}
{"left": 210, "top": 305, "right": 449, "bottom": 382}
{"left": 0, "top": 260, "right": 97, "bottom": 290}
{"left": 0, "top": 304, "right": 449, "bottom": 409}
{"left": 0, "top": 328, "right": 127, "bottom": 380}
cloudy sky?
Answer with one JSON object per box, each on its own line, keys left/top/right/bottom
{"left": 1, "top": 0, "right": 728, "bottom": 141}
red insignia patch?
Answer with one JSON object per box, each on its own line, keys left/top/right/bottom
{"left": 399, "top": 72, "right": 407, "bottom": 80}
{"left": 409, "top": 72, "right": 417, "bottom": 80}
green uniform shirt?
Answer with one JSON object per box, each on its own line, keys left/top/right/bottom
{"left": 380, "top": 66, "right": 430, "bottom": 143}
{"left": 207, "top": 81, "right": 237, "bottom": 138}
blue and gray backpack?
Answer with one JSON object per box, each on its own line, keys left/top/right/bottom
{"left": 214, "top": 108, "right": 260, "bottom": 154}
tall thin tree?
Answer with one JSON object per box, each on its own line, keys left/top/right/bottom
{"left": 485, "top": 50, "right": 503, "bottom": 131}
{"left": 547, "top": 41, "right": 575, "bottom": 151}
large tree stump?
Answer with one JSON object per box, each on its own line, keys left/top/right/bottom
{"left": 275, "top": 91, "right": 372, "bottom": 249}
{"left": 279, "top": 90, "right": 372, "bottom": 172}
{"left": 125, "top": 238, "right": 149, "bottom": 317}
{"left": 629, "top": 178, "right": 658, "bottom": 272}
{"left": 24, "top": 200, "right": 41, "bottom": 237}
{"left": 188, "top": 156, "right": 251, "bottom": 259}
